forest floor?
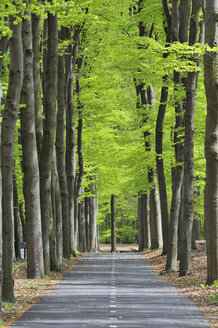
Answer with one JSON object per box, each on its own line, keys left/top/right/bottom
{"left": 2, "top": 241, "right": 217, "bottom": 327}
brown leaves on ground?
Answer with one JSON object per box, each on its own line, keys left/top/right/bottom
{"left": 3, "top": 254, "right": 85, "bottom": 327}
{"left": 142, "top": 241, "right": 218, "bottom": 328}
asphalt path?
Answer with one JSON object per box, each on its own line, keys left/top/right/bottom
{"left": 12, "top": 253, "right": 210, "bottom": 327}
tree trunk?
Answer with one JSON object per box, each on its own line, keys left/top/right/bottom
{"left": 65, "top": 38, "right": 77, "bottom": 255}
{"left": 165, "top": 70, "right": 184, "bottom": 272}
{"left": 155, "top": 79, "right": 169, "bottom": 255}
{"left": 13, "top": 176, "right": 21, "bottom": 260}
{"left": 138, "top": 193, "right": 150, "bottom": 250}
{"left": 39, "top": 12, "right": 58, "bottom": 275}
{"left": 1, "top": 18, "right": 23, "bottom": 302}
{"left": 56, "top": 34, "right": 71, "bottom": 259}
{"left": 137, "top": 194, "right": 143, "bottom": 251}
{"left": 179, "top": 0, "right": 201, "bottom": 276}
{"left": 21, "top": 14, "right": 44, "bottom": 279}
{"left": 193, "top": 218, "right": 202, "bottom": 240}
{"left": 141, "top": 193, "right": 151, "bottom": 249}
{"left": 148, "top": 170, "right": 163, "bottom": 249}
{"left": 111, "top": 194, "right": 116, "bottom": 252}
{"left": 78, "top": 199, "right": 86, "bottom": 252}
{"left": 19, "top": 203, "right": 26, "bottom": 242}
{"left": 74, "top": 56, "right": 84, "bottom": 251}
{"left": 90, "top": 183, "right": 97, "bottom": 252}
{"left": 50, "top": 149, "right": 61, "bottom": 271}
{"left": 85, "top": 197, "right": 90, "bottom": 251}
{"left": 204, "top": 0, "right": 218, "bottom": 285}
{"left": 32, "top": 13, "right": 43, "bottom": 154}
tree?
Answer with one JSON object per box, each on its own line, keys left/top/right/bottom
{"left": 1, "top": 16, "right": 23, "bottom": 302}
{"left": 39, "top": 11, "right": 58, "bottom": 275}
{"left": 204, "top": 0, "right": 218, "bottom": 285}
{"left": 20, "top": 13, "right": 44, "bottom": 279}
{"left": 111, "top": 194, "right": 116, "bottom": 252}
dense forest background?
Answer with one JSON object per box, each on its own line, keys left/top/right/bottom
{"left": 0, "top": 0, "right": 217, "bottom": 312}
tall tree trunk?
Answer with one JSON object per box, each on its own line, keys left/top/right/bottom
{"left": 179, "top": 0, "right": 201, "bottom": 276}
{"left": 13, "top": 176, "right": 21, "bottom": 260}
{"left": 32, "top": 13, "right": 43, "bottom": 154}
{"left": 85, "top": 197, "right": 90, "bottom": 251}
{"left": 56, "top": 32, "right": 71, "bottom": 259}
{"left": 19, "top": 203, "right": 26, "bottom": 242}
{"left": 78, "top": 198, "right": 86, "bottom": 252}
{"left": 50, "top": 149, "right": 61, "bottom": 271}
{"left": 1, "top": 18, "right": 23, "bottom": 302}
{"left": 149, "top": 170, "right": 163, "bottom": 249}
{"left": 39, "top": 12, "right": 58, "bottom": 275}
{"left": 137, "top": 194, "right": 144, "bottom": 251}
{"left": 155, "top": 78, "right": 169, "bottom": 255}
{"left": 142, "top": 193, "right": 151, "bottom": 249}
{"left": 204, "top": 0, "right": 218, "bottom": 285}
{"left": 90, "top": 183, "right": 97, "bottom": 252}
{"left": 75, "top": 56, "right": 84, "bottom": 251}
{"left": 21, "top": 14, "right": 44, "bottom": 279}
{"left": 65, "top": 35, "right": 77, "bottom": 255}
{"left": 138, "top": 193, "right": 150, "bottom": 250}
{"left": 111, "top": 194, "right": 116, "bottom": 252}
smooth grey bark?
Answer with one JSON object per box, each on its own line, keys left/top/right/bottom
{"left": 75, "top": 56, "right": 84, "bottom": 251}
{"left": 165, "top": 76, "right": 184, "bottom": 271}
{"left": 155, "top": 78, "right": 169, "bottom": 255}
{"left": 204, "top": 0, "right": 218, "bottom": 285}
{"left": 78, "top": 198, "right": 86, "bottom": 252}
{"left": 32, "top": 14, "right": 43, "bottom": 154}
{"left": 85, "top": 197, "right": 90, "bottom": 251}
{"left": 164, "top": 0, "right": 185, "bottom": 272}
{"left": 179, "top": 0, "right": 201, "bottom": 276}
{"left": 179, "top": 71, "right": 196, "bottom": 275}
{"left": 138, "top": 193, "right": 150, "bottom": 251}
{"left": 56, "top": 36, "right": 71, "bottom": 259}
{"left": 149, "top": 170, "right": 163, "bottom": 249}
{"left": 193, "top": 218, "right": 202, "bottom": 240}
{"left": 135, "top": 82, "right": 162, "bottom": 250}
{"left": 142, "top": 193, "right": 151, "bottom": 249}
{"left": 13, "top": 176, "right": 21, "bottom": 260}
{"left": 39, "top": 12, "right": 58, "bottom": 275}
{"left": 179, "top": 0, "right": 191, "bottom": 43}
{"left": 19, "top": 203, "right": 26, "bottom": 242}
{"left": 1, "top": 18, "right": 23, "bottom": 302}
{"left": 90, "top": 183, "right": 98, "bottom": 252}
{"left": 21, "top": 14, "right": 44, "bottom": 279}
{"left": 65, "top": 30, "right": 78, "bottom": 255}
{"left": 111, "top": 194, "right": 116, "bottom": 253}
{"left": 50, "top": 149, "right": 62, "bottom": 270}
{"left": 137, "top": 194, "right": 143, "bottom": 251}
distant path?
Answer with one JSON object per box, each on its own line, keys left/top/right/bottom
{"left": 12, "top": 254, "right": 210, "bottom": 327}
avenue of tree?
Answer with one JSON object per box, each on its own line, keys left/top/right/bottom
{"left": 0, "top": 0, "right": 217, "bottom": 314}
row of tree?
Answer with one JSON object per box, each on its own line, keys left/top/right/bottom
{"left": 0, "top": 0, "right": 217, "bottom": 315}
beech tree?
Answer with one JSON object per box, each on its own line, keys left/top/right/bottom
{"left": 20, "top": 13, "right": 44, "bottom": 279}
{"left": 39, "top": 11, "right": 58, "bottom": 275}
{"left": 204, "top": 0, "right": 218, "bottom": 285}
{"left": 1, "top": 17, "right": 23, "bottom": 302}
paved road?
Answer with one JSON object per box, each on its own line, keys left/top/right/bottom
{"left": 12, "top": 253, "right": 210, "bottom": 327}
